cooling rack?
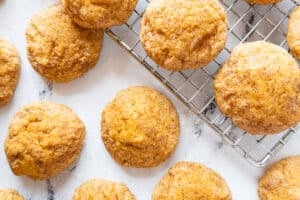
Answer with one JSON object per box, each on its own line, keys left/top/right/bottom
{"left": 106, "top": 0, "right": 300, "bottom": 167}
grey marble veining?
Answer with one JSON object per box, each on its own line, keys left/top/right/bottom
{"left": 38, "top": 81, "right": 53, "bottom": 100}
{"left": 46, "top": 180, "right": 54, "bottom": 200}
{"left": 245, "top": 12, "right": 256, "bottom": 35}
{"left": 192, "top": 118, "right": 203, "bottom": 138}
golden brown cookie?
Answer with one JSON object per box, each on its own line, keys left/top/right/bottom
{"left": 258, "top": 156, "right": 300, "bottom": 200}
{"left": 152, "top": 162, "right": 232, "bottom": 200}
{"left": 62, "top": 0, "right": 138, "bottom": 29}
{"left": 140, "top": 0, "right": 228, "bottom": 71}
{"left": 26, "top": 4, "right": 103, "bottom": 83}
{"left": 101, "top": 86, "right": 180, "bottom": 168}
{"left": 72, "top": 179, "right": 135, "bottom": 200}
{"left": 245, "top": 0, "right": 282, "bottom": 4}
{"left": 0, "top": 38, "right": 20, "bottom": 106}
{"left": 287, "top": 6, "right": 300, "bottom": 59}
{"left": 4, "top": 101, "right": 85, "bottom": 180}
{"left": 214, "top": 41, "right": 300, "bottom": 134}
{"left": 0, "top": 189, "right": 24, "bottom": 200}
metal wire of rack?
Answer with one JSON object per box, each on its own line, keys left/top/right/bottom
{"left": 106, "top": 0, "right": 300, "bottom": 167}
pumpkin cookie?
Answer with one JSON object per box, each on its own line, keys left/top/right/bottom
{"left": 0, "top": 38, "right": 20, "bottom": 106}
{"left": 0, "top": 189, "right": 24, "bottom": 200}
{"left": 72, "top": 179, "right": 135, "bottom": 200}
{"left": 26, "top": 4, "right": 103, "bottom": 83}
{"left": 214, "top": 41, "right": 300, "bottom": 134}
{"left": 4, "top": 101, "right": 85, "bottom": 180}
{"left": 152, "top": 162, "right": 232, "bottom": 200}
{"left": 62, "top": 0, "right": 138, "bottom": 29}
{"left": 101, "top": 86, "right": 180, "bottom": 168}
{"left": 245, "top": 0, "right": 282, "bottom": 4}
{"left": 287, "top": 6, "right": 300, "bottom": 59}
{"left": 140, "top": 0, "right": 228, "bottom": 71}
{"left": 258, "top": 156, "right": 300, "bottom": 200}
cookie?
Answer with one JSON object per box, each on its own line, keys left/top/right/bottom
{"left": 0, "top": 189, "right": 24, "bottom": 200}
{"left": 152, "top": 162, "right": 232, "bottom": 200}
{"left": 72, "top": 179, "right": 135, "bottom": 200}
{"left": 245, "top": 0, "right": 281, "bottom": 4}
{"left": 101, "top": 86, "right": 180, "bottom": 168}
{"left": 4, "top": 101, "right": 85, "bottom": 180}
{"left": 0, "top": 38, "right": 20, "bottom": 106}
{"left": 140, "top": 0, "right": 228, "bottom": 71}
{"left": 26, "top": 4, "right": 103, "bottom": 83}
{"left": 258, "top": 156, "right": 300, "bottom": 200}
{"left": 62, "top": 0, "right": 138, "bottom": 29}
{"left": 214, "top": 41, "right": 300, "bottom": 134}
{"left": 287, "top": 6, "right": 300, "bottom": 59}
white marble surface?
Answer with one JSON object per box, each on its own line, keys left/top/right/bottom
{"left": 0, "top": 0, "right": 299, "bottom": 200}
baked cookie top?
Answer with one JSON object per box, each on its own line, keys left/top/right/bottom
{"left": 0, "top": 189, "right": 24, "bottom": 200}
{"left": 287, "top": 6, "right": 300, "bottom": 59}
{"left": 245, "top": 0, "right": 282, "bottom": 4}
{"left": 63, "top": 0, "right": 138, "bottom": 29}
{"left": 152, "top": 162, "right": 232, "bottom": 200}
{"left": 258, "top": 156, "right": 300, "bottom": 200}
{"left": 4, "top": 101, "right": 85, "bottom": 180}
{"left": 101, "top": 86, "right": 180, "bottom": 168}
{"left": 72, "top": 179, "right": 135, "bottom": 200}
{"left": 26, "top": 4, "right": 103, "bottom": 83}
{"left": 214, "top": 41, "right": 300, "bottom": 134}
{"left": 140, "top": 0, "right": 228, "bottom": 71}
{"left": 0, "top": 38, "right": 20, "bottom": 106}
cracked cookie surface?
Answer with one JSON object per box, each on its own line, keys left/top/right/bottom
{"left": 0, "top": 38, "right": 20, "bottom": 106}
{"left": 4, "top": 101, "right": 85, "bottom": 180}
{"left": 72, "top": 179, "right": 135, "bottom": 200}
{"left": 152, "top": 162, "right": 232, "bottom": 200}
{"left": 214, "top": 41, "right": 300, "bottom": 134}
{"left": 101, "top": 86, "right": 179, "bottom": 168}
{"left": 140, "top": 0, "right": 227, "bottom": 71}
{"left": 26, "top": 4, "right": 103, "bottom": 83}
{"left": 287, "top": 6, "right": 300, "bottom": 60}
{"left": 62, "top": 0, "right": 138, "bottom": 29}
{"left": 0, "top": 189, "right": 24, "bottom": 200}
{"left": 258, "top": 156, "right": 300, "bottom": 200}
{"left": 245, "top": 0, "right": 282, "bottom": 4}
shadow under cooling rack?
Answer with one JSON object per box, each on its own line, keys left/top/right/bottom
{"left": 106, "top": 0, "right": 300, "bottom": 167}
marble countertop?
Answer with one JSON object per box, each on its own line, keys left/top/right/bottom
{"left": 0, "top": 0, "right": 299, "bottom": 199}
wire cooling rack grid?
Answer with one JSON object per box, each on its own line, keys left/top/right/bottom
{"left": 106, "top": 0, "right": 300, "bottom": 167}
